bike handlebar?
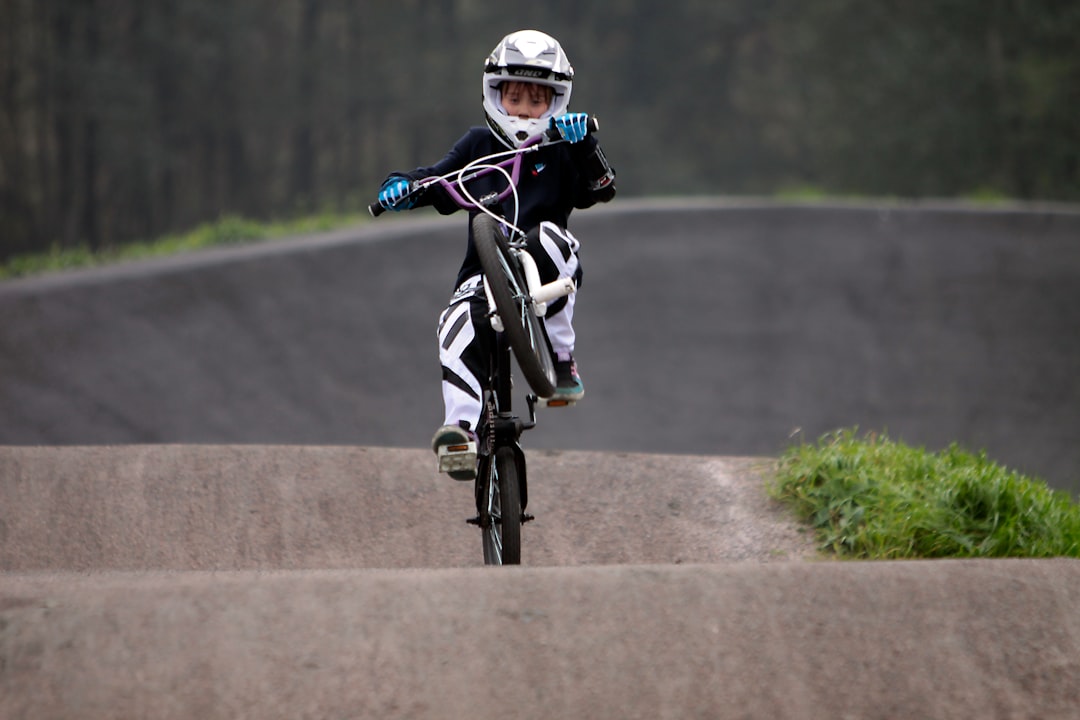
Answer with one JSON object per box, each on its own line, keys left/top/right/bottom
{"left": 368, "top": 116, "right": 599, "bottom": 217}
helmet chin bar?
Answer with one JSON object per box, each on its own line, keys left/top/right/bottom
{"left": 484, "top": 115, "right": 521, "bottom": 150}
{"left": 485, "top": 108, "right": 550, "bottom": 150}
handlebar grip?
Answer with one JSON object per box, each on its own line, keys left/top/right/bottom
{"left": 545, "top": 114, "right": 600, "bottom": 141}
{"left": 371, "top": 178, "right": 424, "bottom": 217}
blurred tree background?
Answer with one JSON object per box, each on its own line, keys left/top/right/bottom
{"left": 2, "top": 0, "right": 1078, "bottom": 262}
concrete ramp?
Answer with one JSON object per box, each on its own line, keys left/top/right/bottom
{"left": 0, "top": 445, "right": 812, "bottom": 570}
{"left": 2, "top": 445, "right": 1079, "bottom": 718}
{"left": 3, "top": 561, "right": 1079, "bottom": 719}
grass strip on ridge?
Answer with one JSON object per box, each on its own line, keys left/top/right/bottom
{"left": 0, "top": 212, "right": 367, "bottom": 280}
{"left": 769, "top": 428, "right": 1080, "bottom": 559}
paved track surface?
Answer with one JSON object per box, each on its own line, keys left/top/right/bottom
{"left": 2, "top": 200, "right": 1080, "bottom": 718}
{"left": 3, "top": 445, "right": 1079, "bottom": 719}
{"left": 5, "top": 560, "right": 1079, "bottom": 720}
{"left": 1, "top": 199, "right": 1078, "bottom": 492}
{"left": 0, "top": 445, "right": 814, "bottom": 571}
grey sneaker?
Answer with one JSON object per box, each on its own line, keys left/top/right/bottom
{"left": 431, "top": 422, "right": 477, "bottom": 481}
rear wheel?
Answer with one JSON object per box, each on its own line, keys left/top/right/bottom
{"left": 480, "top": 447, "right": 522, "bottom": 565}
{"left": 473, "top": 213, "right": 557, "bottom": 398}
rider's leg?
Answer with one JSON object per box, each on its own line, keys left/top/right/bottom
{"left": 436, "top": 275, "right": 490, "bottom": 433}
{"left": 433, "top": 277, "right": 491, "bottom": 480}
{"left": 526, "top": 221, "right": 584, "bottom": 400}
{"left": 525, "top": 221, "right": 581, "bottom": 355}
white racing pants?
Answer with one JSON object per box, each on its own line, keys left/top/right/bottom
{"left": 437, "top": 221, "right": 581, "bottom": 431}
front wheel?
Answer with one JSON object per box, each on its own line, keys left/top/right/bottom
{"left": 473, "top": 213, "right": 557, "bottom": 398}
{"left": 480, "top": 447, "right": 522, "bottom": 565}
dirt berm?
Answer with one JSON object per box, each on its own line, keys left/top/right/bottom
{"left": 2, "top": 445, "right": 1079, "bottom": 719}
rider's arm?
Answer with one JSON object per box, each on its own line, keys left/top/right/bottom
{"left": 569, "top": 135, "right": 616, "bottom": 208}
{"left": 385, "top": 128, "right": 490, "bottom": 215}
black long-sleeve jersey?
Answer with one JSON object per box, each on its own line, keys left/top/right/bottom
{"left": 385, "top": 127, "right": 615, "bottom": 288}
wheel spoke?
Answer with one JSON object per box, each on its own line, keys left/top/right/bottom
{"left": 482, "top": 455, "right": 504, "bottom": 564}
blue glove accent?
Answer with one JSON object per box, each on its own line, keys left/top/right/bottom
{"left": 552, "top": 113, "right": 589, "bottom": 144}
{"left": 378, "top": 177, "right": 414, "bottom": 211}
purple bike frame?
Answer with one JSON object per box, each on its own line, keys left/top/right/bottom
{"left": 368, "top": 116, "right": 597, "bottom": 217}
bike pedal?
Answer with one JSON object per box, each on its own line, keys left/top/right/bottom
{"left": 540, "top": 396, "right": 577, "bottom": 408}
{"left": 437, "top": 441, "right": 477, "bottom": 480}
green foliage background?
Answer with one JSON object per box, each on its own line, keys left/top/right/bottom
{"left": 3, "top": 0, "right": 1077, "bottom": 261}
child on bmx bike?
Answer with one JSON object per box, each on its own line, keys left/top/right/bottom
{"left": 376, "top": 29, "right": 617, "bottom": 480}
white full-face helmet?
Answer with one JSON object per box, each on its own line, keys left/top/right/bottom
{"left": 482, "top": 30, "right": 574, "bottom": 149}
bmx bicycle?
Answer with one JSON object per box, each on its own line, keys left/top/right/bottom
{"left": 369, "top": 117, "right": 599, "bottom": 565}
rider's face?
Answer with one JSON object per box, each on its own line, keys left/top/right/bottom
{"left": 500, "top": 81, "right": 552, "bottom": 119}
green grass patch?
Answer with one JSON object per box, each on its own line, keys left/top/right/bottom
{"left": 769, "top": 428, "right": 1080, "bottom": 559}
{"left": 0, "top": 212, "right": 367, "bottom": 280}
{"left": 962, "top": 186, "right": 1011, "bottom": 205}
{"left": 774, "top": 185, "right": 832, "bottom": 202}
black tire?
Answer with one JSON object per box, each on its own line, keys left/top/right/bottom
{"left": 480, "top": 447, "right": 522, "bottom": 565}
{"left": 473, "top": 213, "right": 557, "bottom": 398}
{"left": 477, "top": 452, "right": 497, "bottom": 564}
{"left": 496, "top": 447, "right": 522, "bottom": 565}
